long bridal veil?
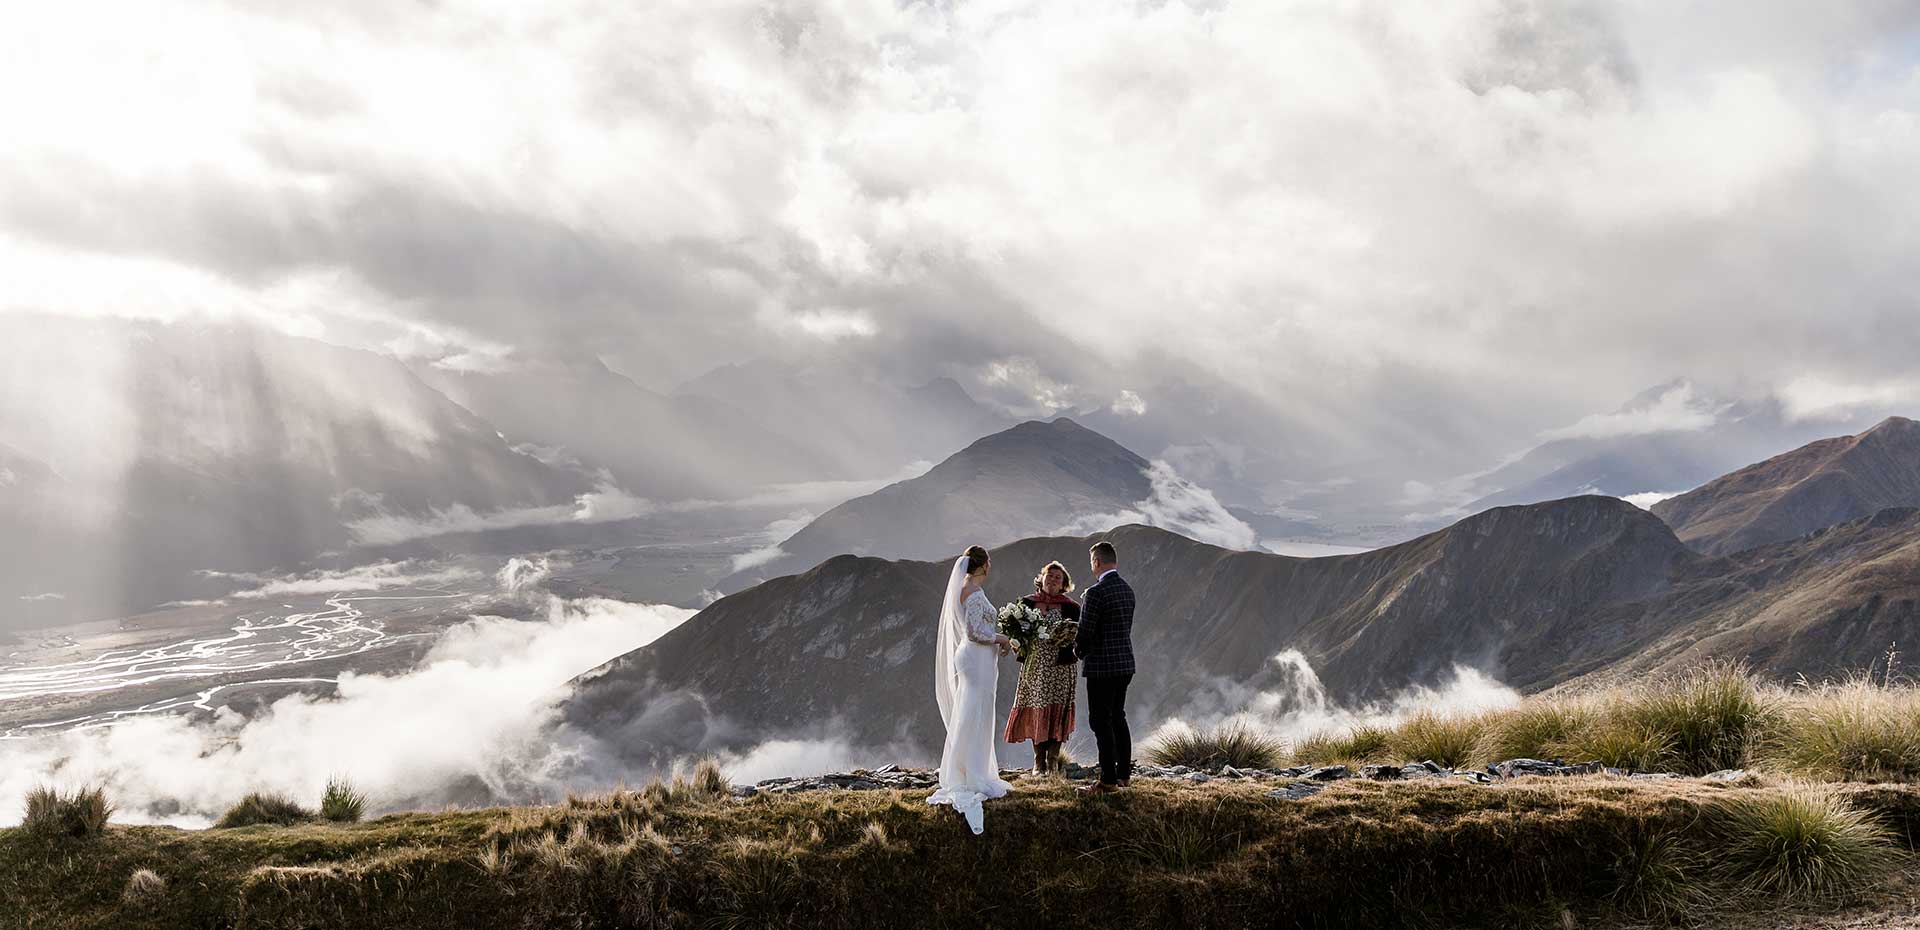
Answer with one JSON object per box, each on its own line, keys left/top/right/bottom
{"left": 928, "top": 555, "right": 1009, "bottom": 834}
{"left": 932, "top": 556, "right": 968, "bottom": 728}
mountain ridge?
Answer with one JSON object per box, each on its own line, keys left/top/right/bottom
{"left": 1653, "top": 415, "right": 1920, "bottom": 556}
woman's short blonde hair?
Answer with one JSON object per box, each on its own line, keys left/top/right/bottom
{"left": 1033, "top": 560, "right": 1074, "bottom": 594}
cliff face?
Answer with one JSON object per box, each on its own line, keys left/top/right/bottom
{"left": 565, "top": 496, "right": 1720, "bottom": 765}
{"left": 1653, "top": 416, "right": 1920, "bottom": 556}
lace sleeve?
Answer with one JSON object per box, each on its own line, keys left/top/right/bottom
{"left": 965, "top": 593, "right": 999, "bottom": 644}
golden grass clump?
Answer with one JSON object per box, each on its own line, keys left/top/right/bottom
{"left": 21, "top": 785, "right": 112, "bottom": 839}
{"left": 1711, "top": 783, "right": 1897, "bottom": 903}
{"left": 320, "top": 777, "right": 367, "bottom": 823}
{"left": 1767, "top": 677, "right": 1920, "bottom": 782}
{"left": 1295, "top": 723, "right": 1393, "bottom": 766}
{"left": 1144, "top": 721, "right": 1287, "bottom": 771}
{"left": 1387, "top": 711, "right": 1486, "bottom": 769}
{"left": 1555, "top": 719, "right": 1679, "bottom": 773}
{"left": 121, "top": 868, "right": 166, "bottom": 906}
{"left": 1618, "top": 662, "right": 1780, "bottom": 776}
{"left": 216, "top": 792, "right": 315, "bottom": 829}
{"left": 1475, "top": 700, "right": 1597, "bottom": 764}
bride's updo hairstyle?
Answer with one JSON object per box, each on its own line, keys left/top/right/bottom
{"left": 964, "top": 545, "right": 990, "bottom": 575}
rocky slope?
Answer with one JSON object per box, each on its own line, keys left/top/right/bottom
{"left": 1653, "top": 416, "right": 1920, "bottom": 556}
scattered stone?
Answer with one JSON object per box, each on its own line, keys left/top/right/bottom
{"left": 873, "top": 763, "right": 898, "bottom": 774}
{"left": 730, "top": 785, "right": 758, "bottom": 799}
{"left": 1704, "top": 769, "right": 1750, "bottom": 782}
{"left": 1399, "top": 763, "right": 1438, "bottom": 780}
{"left": 1630, "top": 773, "right": 1681, "bottom": 781}
{"left": 1360, "top": 764, "right": 1402, "bottom": 781}
{"left": 1267, "top": 782, "right": 1326, "bottom": 802}
{"left": 1491, "top": 759, "right": 1562, "bottom": 779}
{"left": 1185, "top": 772, "right": 1212, "bottom": 783}
{"left": 1303, "top": 765, "right": 1351, "bottom": 782}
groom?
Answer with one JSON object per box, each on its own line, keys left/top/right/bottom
{"left": 1074, "top": 540, "right": 1135, "bottom": 794}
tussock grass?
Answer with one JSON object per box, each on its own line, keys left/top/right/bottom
{"left": 1295, "top": 723, "right": 1392, "bottom": 765}
{"left": 1557, "top": 719, "right": 1679, "bottom": 772}
{"left": 2, "top": 778, "right": 1916, "bottom": 929}
{"left": 1606, "top": 826, "right": 1709, "bottom": 921}
{"left": 22, "top": 785, "right": 112, "bottom": 839}
{"left": 1617, "top": 662, "right": 1779, "bottom": 775}
{"left": 1109, "top": 797, "right": 1247, "bottom": 870}
{"left": 321, "top": 778, "right": 368, "bottom": 823}
{"left": 1476, "top": 700, "right": 1597, "bottom": 764}
{"left": 1294, "top": 662, "right": 1781, "bottom": 774}
{"left": 122, "top": 868, "right": 166, "bottom": 906}
{"left": 1145, "top": 722, "right": 1287, "bottom": 771}
{"left": 1711, "top": 783, "right": 1898, "bottom": 903}
{"left": 1767, "top": 677, "right": 1920, "bottom": 782}
{"left": 1388, "top": 711, "right": 1485, "bottom": 768}
{"left": 216, "top": 791, "right": 314, "bottom": 829}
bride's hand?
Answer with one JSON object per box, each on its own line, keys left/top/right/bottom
{"left": 994, "top": 635, "right": 1013, "bottom": 657}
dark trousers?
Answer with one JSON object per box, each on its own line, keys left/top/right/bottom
{"left": 1086, "top": 674, "right": 1133, "bottom": 784}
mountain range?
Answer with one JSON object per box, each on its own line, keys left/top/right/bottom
{"left": 564, "top": 421, "right": 1920, "bottom": 768}
{"left": 1652, "top": 416, "right": 1920, "bottom": 556}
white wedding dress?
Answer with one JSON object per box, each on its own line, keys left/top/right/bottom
{"left": 927, "top": 557, "right": 1013, "bottom": 834}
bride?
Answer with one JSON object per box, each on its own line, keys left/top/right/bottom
{"left": 928, "top": 544, "right": 1015, "bottom": 834}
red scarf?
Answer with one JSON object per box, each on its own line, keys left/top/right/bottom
{"left": 1029, "top": 591, "right": 1073, "bottom": 608}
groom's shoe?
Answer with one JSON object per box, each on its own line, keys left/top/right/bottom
{"left": 1079, "top": 782, "right": 1118, "bottom": 796}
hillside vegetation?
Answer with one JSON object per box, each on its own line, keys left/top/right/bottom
{"left": 6, "top": 776, "right": 1920, "bottom": 930}
{"left": 12, "top": 666, "right": 1920, "bottom": 929}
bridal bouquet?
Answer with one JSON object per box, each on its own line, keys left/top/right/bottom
{"left": 996, "top": 601, "right": 1044, "bottom": 657}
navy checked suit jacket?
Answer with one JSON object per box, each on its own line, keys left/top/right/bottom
{"left": 1074, "top": 571, "right": 1136, "bottom": 678}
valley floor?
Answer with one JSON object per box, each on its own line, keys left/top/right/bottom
{"left": 5, "top": 777, "right": 1918, "bottom": 930}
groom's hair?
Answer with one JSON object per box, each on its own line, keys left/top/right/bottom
{"left": 1089, "top": 541, "right": 1117, "bottom": 565}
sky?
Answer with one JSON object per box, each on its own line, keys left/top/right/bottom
{"left": 4, "top": 0, "right": 1920, "bottom": 452}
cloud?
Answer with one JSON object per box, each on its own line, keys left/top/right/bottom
{"left": 5, "top": 0, "right": 1920, "bottom": 518}
{"left": 16, "top": 592, "right": 65, "bottom": 602}
{"left": 1622, "top": 491, "right": 1682, "bottom": 510}
{"left": 1538, "top": 381, "right": 1720, "bottom": 441}
{"left": 1147, "top": 649, "right": 1521, "bottom": 748}
{"left": 496, "top": 556, "right": 553, "bottom": 594}
{"left": 728, "top": 511, "right": 814, "bottom": 573}
{"left": 1776, "top": 375, "right": 1920, "bottom": 423}
{"left": 1058, "top": 460, "right": 1259, "bottom": 550}
{"left": 759, "top": 306, "right": 879, "bottom": 342}
{"left": 203, "top": 561, "right": 480, "bottom": 599}
{"left": 343, "top": 481, "right": 657, "bottom": 545}
{"left": 1261, "top": 541, "right": 1373, "bottom": 558}
{"left": 1110, "top": 390, "right": 1147, "bottom": 416}
{"left": 0, "top": 593, "right": 698, "bottom": 827}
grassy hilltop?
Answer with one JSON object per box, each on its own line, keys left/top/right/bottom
{"left": 8, "top": 665, "right": 1920, "bottom": 930}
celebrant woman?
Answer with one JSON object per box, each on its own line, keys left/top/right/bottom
{"left": 1003, "top": 560, "right": 1080, "bottom": 775}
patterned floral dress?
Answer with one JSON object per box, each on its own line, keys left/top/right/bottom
{"left": 1003, "top": 594, "right": 1079, "bottom": 744}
